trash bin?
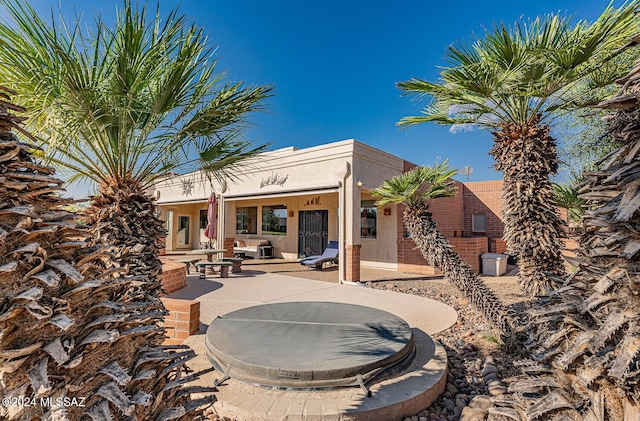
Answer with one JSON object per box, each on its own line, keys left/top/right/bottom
{"left": 481, "top": 253, "right": 508, "bottom": 276}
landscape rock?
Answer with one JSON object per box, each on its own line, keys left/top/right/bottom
{"left": 460, "top": 406, "right": 489, "bottom": 420}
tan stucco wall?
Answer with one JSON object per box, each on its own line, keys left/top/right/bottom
{"left": 359, "top": 192, "right": 397, "bottom": 267}
{"left": 227, "top": 192, "right": 339, "bottom": 259}
{"left": 153, "top": 140, "right": 406, "bottom": 270}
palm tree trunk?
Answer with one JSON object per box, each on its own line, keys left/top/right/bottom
{"left": 491, "top": 117, "right": 566, "bottom": 297}
{"left": 82, "top": 183, "right": 216, "bottom": 419}
{"left": 403, "top": 201, "right": 518, "bottom": 337}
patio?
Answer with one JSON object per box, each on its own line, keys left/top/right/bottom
{"left": 167, "top": 263, "right": 458, "bottom": 420}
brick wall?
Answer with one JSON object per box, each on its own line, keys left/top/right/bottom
{"left": 160, "top": 259, "right": 187, "bottom": 293}
{"left": 224, "top": 237, "right": 235, "bottom": 258}
{"left": 491, "top": 238, "right": 507, "bottom": 254}
{"left": 396, "top": 162, "right": 491, "bottom": 275}
{"left": 430, "top": 180, "right": 465, "bottom": 238}
{"left": 346, "top": 244, "right": 361, "bottom": 281}
{"left": 462, "top": 180, "right": 504, "bottom": 240}
{"left": 161, "top": 298, "right": 201, "bottom": 345}
{"left": 396, "top": 237, "right": 439, "bottom": 275}
{"left": 449, "top": 237, "right": 489, "bottom": 273}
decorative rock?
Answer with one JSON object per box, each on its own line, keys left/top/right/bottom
{"left": 419, "top": 418, "right": 427, "bottom": 421}
{"left": 486, "top": 378, "right": 502, "bottom": 387}
{"left": 462, "top": 329, "right": 475, "bottom": 338}
{"left": 446, "top": 383, "right": 459, "bottom": 395}
{"left": 468, "top": 395, "right": 493, "bottom": 410}
{"left": 458, "top": 298, "right": 470, "bottom": 306}
{"left": 460, "top": 406, "right": 489, "bottom": 421}
{"left": 386, "top": 284, "right": 397, "bottom": 290}
{"left": 477, "top": 324, "right": 492, "bottom": 331}
{"left": 443, "top": 399, "right": 455, "bottom": 411}
{"left": 484, "top": 355, "right": 494, "bottom": 364}
{"left": 487, "top": 383, "right": 507, "bottom": 396}
{"left": 480, "top": 365, "right": 497, "bottom": 376}
{"left": 411, "top": 416, "right": 419, "bottom": 421}
{"left": 483, "top": 372, "right": 499, "bottom": 383}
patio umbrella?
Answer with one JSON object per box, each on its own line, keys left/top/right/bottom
{"left": 204, "top": 192, "right": 217, "bottom": 248}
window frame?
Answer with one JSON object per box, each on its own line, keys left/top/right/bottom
{"left": 472, "top": 214, "right": 486, "bottom": 233}
{"left": 236, "top": 206, "right": 258, "bottom": 234}
{"left": 360, "top": 200, "right": 378, "bottom": 239}
{"left": 261, "top": 205, "right": 288, "bottom": 235}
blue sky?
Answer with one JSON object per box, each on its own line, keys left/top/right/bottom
{"left": 7, "top": 1, "right": 623, "bottom": 197}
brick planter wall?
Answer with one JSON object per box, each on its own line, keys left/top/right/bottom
{"left": 160, "top": 259, "right": 187, "bottom": 293}
{"left": 449, "top": 237, "right": 489, "bottom": 274}
{"left": 161, "top": 298, "right": 201, "bottom": 345}
{"left": 490, "top": 238, "right": 507, "bottom": 254}
{"left": 345, "top": 244, "right": 361, "bottom": 282}
{"left": 224, "top": 237, "right": 235, "bottom": 258}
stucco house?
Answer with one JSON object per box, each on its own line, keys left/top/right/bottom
{"left": 152, "top": 139, "right": 507, "bottom": 283}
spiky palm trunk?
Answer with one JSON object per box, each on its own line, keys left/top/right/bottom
{"left": 0, "top": 89, "right": 212, "bottom": 420}
{"left": 403, "top": 202, "right": 518, "bottom": 338}
{"left": 491, "top": 118, "right": 567, "bottom": 297}
{"left": 486, "top": 50, "right": 640, "bottom": 421}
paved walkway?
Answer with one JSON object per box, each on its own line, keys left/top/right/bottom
{"left": 170, "top": 269, "right": 457, "bottom": 334}
{"left": 171, "top": 269, "right": 458, "bottom": 420}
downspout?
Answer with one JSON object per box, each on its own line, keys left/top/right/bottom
{"left": 335, "top": 163, "right": 351, "bottom": 284}
{"left": 218, "top": 195, "right": 225, "bottom": 250}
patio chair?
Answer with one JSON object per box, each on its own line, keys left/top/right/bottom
{"left": 300, "top": 241, "right": 339, "bottom": 270}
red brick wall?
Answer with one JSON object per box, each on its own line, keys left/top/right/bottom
{"left": 161, "top": 298, "right": 200, "bottom": 345}
{"left": 462, "top": 180, "right": 504, "bottom": 240}
{"left": 160, "top": 260, "right": 187, "bottom": 293}
{"left": 449, "top": 237, "right": 489, "bottom": 273}
{"left": 224, "top": 237, "right": 235, "bottom": 258}
{"left": 346, "top": 244, "right": 361, "bottom": 282}
{"left": 396, "top": 237, "right": 439, "bottom": 275}
{"left": 430, "top": 180, "right": 465, "bottom": 238}
{"left": 491, "top": 238, "right": 507, "bottom": 254}
{"left": 396, "top": 162, "right": 488, "bottom": 274}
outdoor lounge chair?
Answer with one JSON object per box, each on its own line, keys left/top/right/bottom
{"left": 300, "top": 241, "right": 339, "bottom": 270}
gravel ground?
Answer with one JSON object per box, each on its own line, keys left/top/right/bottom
{"left": 365, "top": 275, "right": 528, "bottom": 421}
{"left": 201, "top": 259, "right": 530, "bottom": 421}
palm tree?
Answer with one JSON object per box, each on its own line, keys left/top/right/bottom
{"left": 0, "top": 87, "right": 213, "bottom": 420}
{"left": 553, "top": 176, "right": 587, "bottom": 233}
{"left": 0, "top": 1, "right": 270, "bottom": 418}
{"left": 371, "top": 161, "right": 517, "bottom": 338}
{"left": 488, "top": 35, "right": 640, "bottom": 421}
{"left": 397, "top": 3, "right": 639, "bottom": 296}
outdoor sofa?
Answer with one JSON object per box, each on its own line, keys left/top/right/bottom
{"left": 234, "top": 238, "right": 273, "bottom": 259}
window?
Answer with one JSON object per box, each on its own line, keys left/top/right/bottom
{"left": 472, "top": 214, "right": 486, "bottom": 233}
{"left": 199, "top": 209, "right": 207, "bottom": 229}
{"left": 262, "top": 205, "right": 287, "bottom": 235}
{"left": 236, "top": 206, "right": 257, "bottom": 234}
{"left": 360, "top": 200, "right": 377, "bottom": 239}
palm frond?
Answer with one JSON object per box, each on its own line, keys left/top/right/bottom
{"left": 0, "top": 0, "right": 272, "bottom": 190}
{"left": 398, "top": 1, "right": 640, "bottom": 129}
{"left": 371, "top": 159, "right": 458, "bottom": 207}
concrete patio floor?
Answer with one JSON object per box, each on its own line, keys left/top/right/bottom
{"left": 170, "top": 264, "right": 458, "bottom": 420}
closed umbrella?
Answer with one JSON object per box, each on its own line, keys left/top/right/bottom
{"left": 204, "top": 192, "right": 217, "bottom": 248}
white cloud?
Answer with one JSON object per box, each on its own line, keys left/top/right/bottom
{"left": 449, "top": 123, "right": 478, "bottom": 134}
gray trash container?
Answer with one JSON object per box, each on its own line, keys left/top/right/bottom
{"left": 481, "top": 253, "right": 508, "bottom": 276}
